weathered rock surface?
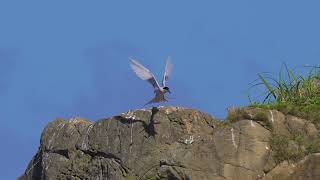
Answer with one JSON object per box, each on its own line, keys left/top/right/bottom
{"left": 19, "top": 106, "right": 320, "bottom": 180}
{"left": 265, "top": 153, "right": 320, "bottom": 180}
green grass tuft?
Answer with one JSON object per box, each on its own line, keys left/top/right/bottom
{"left": 249, "top": 64, "right": 320, "bottom": 104}
{"left": 249, "top": 64, "right": 320, "bottom": 164}
{"left": 271, "top": 133, "right": 311, "bottom": 164}
{"left": 225, "top": 107, "right": 251, "bottom": 123}
{"left": 249, "top": 64, "right": 320, "bottom": 128}
{"left": 306, "top": 141, "right": 320, "bottom": 154}
{"left": 252, "top": 112, "right": 273, "bottom": 130}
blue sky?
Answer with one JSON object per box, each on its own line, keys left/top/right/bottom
{"left": 1, "top": 1, "right": 320, "bottom": 179}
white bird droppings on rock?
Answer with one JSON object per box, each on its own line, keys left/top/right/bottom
{"left": 269, "top": 110, "right": 274, "bottom": 123}
{"left": 231, "top": 127, "right": 237, "bottom": 148}
{"left": 250, "top": 120, "right": 256, "bottom": 127}
{"left": 122, "top": 110, "right": 137, "bottom": 120}
{"left": 184, "top": 136, "right": 194, "bottom": 145}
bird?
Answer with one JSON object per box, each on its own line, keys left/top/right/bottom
{"left": 129, "top": 57, "right": 173, "bottom": 106}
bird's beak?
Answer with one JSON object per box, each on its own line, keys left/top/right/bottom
{"left": 168, "top": 90, "right": 171, "bottom": 94}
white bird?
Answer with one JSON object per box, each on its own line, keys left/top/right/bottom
{"left": 129, "top": 57, "right": 173, "bottom": 106}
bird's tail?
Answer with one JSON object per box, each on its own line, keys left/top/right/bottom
{"left": 143, "top": 94, "right": 167, "bottom": 107}
{"left": 143, "top": 97, "right": 157, "bottom": 107}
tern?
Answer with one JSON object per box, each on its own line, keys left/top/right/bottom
{"left": 130, "top": 57, "right": 173, "bottom": 106}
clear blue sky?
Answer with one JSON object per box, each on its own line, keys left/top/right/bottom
{"left": 1, "top": 1, "right": 320, "bottom": 179}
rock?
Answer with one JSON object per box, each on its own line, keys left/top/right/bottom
{"left": 286, "top": 115, "right": 319, "bottom": 141}
{"left": 19, "top": 107, "right": 320, "bottom": 180}
{"left": 214, "top": 120, "right": 271, "bottom": 179}
{"left": 265, "top": 153, "right": 320, "bottom": 180}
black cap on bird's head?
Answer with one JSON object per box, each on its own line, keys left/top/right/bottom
{"left": 163, "top": 86, "right": 171, "bottom": 93}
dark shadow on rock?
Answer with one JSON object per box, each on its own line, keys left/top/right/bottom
{"left": 144, "top": 107, "right": 159, "bottom": 137}
{"left": 115, "top": 107, "right": 159, "bottom": 138}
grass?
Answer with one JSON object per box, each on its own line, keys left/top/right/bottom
{"left": 223, "top": 107, "right": 274, "bottom": 130}
{"left": 250, "top": 64, "right": 320, "bottom": 104}
{"left": 251, "top": 100, "right": 320, "bottom": 128}
{"left": 225, "top": 107, "right": 251, "bottom": 123}
{"left": 249, "top": 64, "right": 320, "bottom": 127}
{"left": 270, "top": 133, "right": 304, "bottom": 164}
{"left": 252, "top": 112, "right": 273, "bottom": 130}
{"left": 271, "top": 131, "right": 320, "bottom": 164}
{"left": 306, "top": 141, "right": 320, "bottom": 154}
{"left": 248, "top": 64, "right": 320, "bottom": 163}
{"left": 220, "top": 64, "right": 320, "bottom": 164}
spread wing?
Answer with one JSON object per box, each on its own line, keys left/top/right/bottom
{"left": 129, "top": 58, "right": 161, "bottom": 90}
{"left": 162, "top": 56, "right": 173, "bottom": 87}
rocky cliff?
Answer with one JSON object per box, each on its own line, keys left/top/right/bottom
{"left": 19, "top": 106, "right": 320, "bottom": 180}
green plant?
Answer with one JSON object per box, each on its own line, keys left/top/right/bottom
{"left": 271, "top": 133, "right": 306, "bottom": 164}
{"left": 306, "top": 141, "right": 320, "bottom": 154}
{"left": 271, "top": 127, "right": 320, "bottom": 164}
{"left": 249, "top": 64, "right": 320, "bottom": 128}
{"left": 252, "top": 112, "right": 273, "bottom": 130}
{"left": 249, "top": 64, "right": 320, "bottom": 105}
{"left": 245, "top": 64, "right": 320, "bottom": 164}
{"left": 271, "top": 134, "right": 291, "bottom": 164}
{"left": 225, "top": 107, "right": 251, "bottom": 123}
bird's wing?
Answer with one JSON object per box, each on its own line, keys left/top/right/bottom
{"left": 130, "top": 58, "right": 161, "bottom": 90}
{"left": 162, "top": 56, "right": 173, "bottom": 87}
